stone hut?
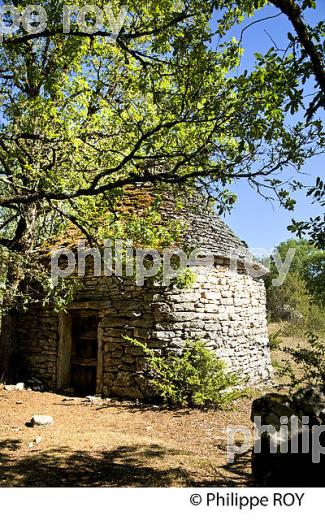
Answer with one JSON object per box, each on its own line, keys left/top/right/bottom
{"left": 16, "top": 188, "right": 272, "bottom": 398}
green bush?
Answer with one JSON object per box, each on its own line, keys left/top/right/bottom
{"left": 277, "top": 332, "right": 325, "bottom": 389}
{"left": 268, "top": 328, "right": 284, "bottom": 350}
{"left": 265, "top": 239, "right": 325, "bottom": 335}
{"left": 306, "top": 303, "right": 325, "bottom": 334}
{"left": 278, "top": 303, "right": 325, "bottom": 338}
{"left": 267, "top": 272, "right": 308, "bottom": 321}
{"left": 126, "top": 338, "right": 247, "bottom": 408}
{"left": 266, "top": 271, "right": 325, "bottom": 336}
{"left": 174, "top": 267, "right": 197, "bottom": 289}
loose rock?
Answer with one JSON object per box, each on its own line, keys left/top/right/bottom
{"left": 30, "top": 415, "right": 54, "bottom": 427}
{"left": 85, "top": 396, "right": 99, "bottom": 403}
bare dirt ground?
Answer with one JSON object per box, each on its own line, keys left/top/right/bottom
{"left": 0, "top": 388, "right": 256, "bottom": 487}
{"left": 2, "top": 324, "right": 305, "bottom": 488}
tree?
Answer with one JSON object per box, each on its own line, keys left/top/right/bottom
{"left": 288, "top": 176, "right": 325, "bottom": 248}
{"left": 0, "top": 1, "right": 323, "bottom": 247}
{"left": 216, "top": 0, "right": 325, "bottom": 246}
{"left": 304, "top": 248, "right": 325, "bottom": 302}
{"left": 266, "top": 0, "right": 325, "bottom": 246}
{"left": 0, "top": 0, "right": 324, "bottom": 375}
{"left": 269, "top": 0, "right": 325, "bottom": 116}
{"left": 265, "top": 239, "right": 325, "bottom": 329}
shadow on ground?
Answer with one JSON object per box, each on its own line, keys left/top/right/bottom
{"left": 0, "top": 438, "right": 253, "bottom": 487}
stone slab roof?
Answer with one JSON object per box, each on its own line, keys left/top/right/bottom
{"left": 45, "top": 183, "right": 266, "bottom": 274}
{"left": 153, "top": 187, "right": 266, "bottom": 272}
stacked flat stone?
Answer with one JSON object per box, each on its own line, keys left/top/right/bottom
{"left": 17, "top": 186, "right": 272, "bottom": 398}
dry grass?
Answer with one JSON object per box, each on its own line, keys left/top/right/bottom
{"left": 0, "top": 388, "right": 258, "bottom": 487}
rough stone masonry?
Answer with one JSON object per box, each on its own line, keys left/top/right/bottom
{"left": 16, "top": 187, "right": 272, "bottom": 398}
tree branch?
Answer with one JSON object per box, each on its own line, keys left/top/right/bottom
{"left": 270, "top": 0, "right": 325, "bottom": 106}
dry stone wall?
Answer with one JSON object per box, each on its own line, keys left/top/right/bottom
{"left": 98, "top": 262, "right": 271, "bottom": 398}
{"left": 17, "top": 305, "right": 58, "bottom": 388}
{"left": 17, "top": 259, "right": 271, "bottom": 399}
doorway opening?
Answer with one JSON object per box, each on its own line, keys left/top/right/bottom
{"left": 70, "top": 311, "right": 99, "bottom": 396}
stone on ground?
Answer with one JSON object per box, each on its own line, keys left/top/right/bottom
{"left": 85, "top": 396, "right": 99, "bottom": 403}
{"left": 30, "top": 415, "right": 54, "bottom": 427}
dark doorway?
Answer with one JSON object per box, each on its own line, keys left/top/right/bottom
{"left": 70, "top": 312, "right": 98, "bottom": 396}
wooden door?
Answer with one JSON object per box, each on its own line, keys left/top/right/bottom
{"left": 71, "top": 312, "right": 98, "bottom": 396}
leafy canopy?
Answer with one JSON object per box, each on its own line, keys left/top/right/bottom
{"left": 0, "top": 0, "right": 323, "bottom": 307}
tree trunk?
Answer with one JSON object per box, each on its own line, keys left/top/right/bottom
{"left": 0, "top": 309, "right": 19, "bottom": 381}
{"left": 0, "top": 204, "right": 37, "bottom": 381}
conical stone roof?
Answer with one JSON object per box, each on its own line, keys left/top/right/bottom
{"left": 122, "top": 184, "right": 266, "bottom": 274}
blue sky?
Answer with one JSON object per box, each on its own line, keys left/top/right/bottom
{"left": 212, "top": 3, "right": 325, "bottom": 252}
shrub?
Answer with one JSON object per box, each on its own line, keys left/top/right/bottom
{"left": 266, "top": 270, "right": 325, "bottom": 336}
{"left": 266, "top": 272, "right": 309, "bottom": 322}
{"left": 174, "top": 267, "right": 197, "bottom": 289}
{"left": 278, "top": 303, "right": 325, "bottom": 338}
{"left": 265, "top": 239, "right": 325, "bottom": 335}
{"left": 126, "top": 338, "right": 247, "bottom": 408}
{"left": 268, "top": 328, "right": 284, "bottom": 350}
{"left": 277, "top": 332, "right": 325, "bottom": 389}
